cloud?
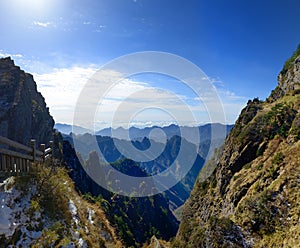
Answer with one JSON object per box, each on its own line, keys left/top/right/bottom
{"left": 0, "top": 50, "right": 23, "bottom": 58}
{"left": 32, "top": 21, "right": 53, "bottom": 28}
{"left": 93, "top": 25, "right": 107, "bottom": 33}
{"left": 33, "top": 65, "right": 98, "bottom": 123}
{"left": 32, "top": 64, "right": 247, "bottom": 129}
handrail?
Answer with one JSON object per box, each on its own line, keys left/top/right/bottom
{"left": 0, "top": 147, "right": 34, "bottom": 161}
{"left": 0, "top": 136, "right": 53, "bottom": 173}
{"left": 0, "top": 136, "right": 33, "bottom": 153}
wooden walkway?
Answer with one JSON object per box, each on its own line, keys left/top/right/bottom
{"left": 0, "top": 136, "right": 53, "bottom": 174}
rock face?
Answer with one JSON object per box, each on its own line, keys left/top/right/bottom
{"left": 278, "top": 45, "right": 300, "bottom": 93}
{"left": 0, "top": 57, "right": 54, "bottom": 146}
{"left": 174, "top": 48, "right": 300, "bottom": 247}
{"left": 269, "top": 45, "right": 300, "bottom": 101}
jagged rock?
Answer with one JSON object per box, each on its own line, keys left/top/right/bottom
{"left": 278, "top": 55, "right": 300, "bottom": 95}
{"left": 0, "top": 57, "right": 54, "bottom": 146}
{"left": 268, "top": 46, "right": 300, "bottom": 102}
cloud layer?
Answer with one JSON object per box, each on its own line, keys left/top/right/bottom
{"left": 32, "top": 65, "right": 247, "bottom": 129}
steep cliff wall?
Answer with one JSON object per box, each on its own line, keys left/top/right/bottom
{"left": 0, "top": 57, "right": 54, "bottom": 145}
{"left": 175, "top": 49, "right": 300, "bottom": 247}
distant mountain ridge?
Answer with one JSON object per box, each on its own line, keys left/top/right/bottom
{"left": 56, "top": 123, "right": 233, "bottom": 144}
{"left": 54, "top": 123, "right": 92, "bottom": 135}
{"left": 96, "top": 123, "right": 233, "bottom": 144}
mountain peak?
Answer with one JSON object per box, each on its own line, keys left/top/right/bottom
{"left": 0, "top": 57, "right": 18, "bottom": 71}
{"left": 268, "top": 45, "right": 300, "bottom": 102}
{"left": 0, "top": 58, "right": 54, "bottom": 145}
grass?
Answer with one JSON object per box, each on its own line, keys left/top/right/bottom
{"left": 1, "top": 162, "right": 122, "bottom": 248}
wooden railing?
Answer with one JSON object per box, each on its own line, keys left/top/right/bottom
{"left": 0, "top": 136, "right": 53, "bottom": 174}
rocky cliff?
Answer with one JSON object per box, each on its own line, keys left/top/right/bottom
{"left": 174, "top": 47, "right": 300, "bottom": 247}
{"left": 0, "top": 57, "right": 54, "bottom": 145}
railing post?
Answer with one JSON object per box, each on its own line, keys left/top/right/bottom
{"left": 40, "top": 144, "right": 45, "bottom": 161}
{"left": 0, "top": 154, "right": 3, "bottom": 171}
{"left": 49, "top": 141, "right": 54, "bottom": 166}
{"left": 30, "top": 139, "right": 36, "bottom": 163}
{"left": 8, "top": 156, "right": 12, "bottom": 172}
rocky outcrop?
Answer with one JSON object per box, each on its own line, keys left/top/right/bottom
{"left": 0, "top": 57, "right": 54, "bottom": 146}
{"left": 269, "top": 45, "right": 300, "bottom": 101}
{"left": 278, "top": 56, "right": 300, "bottom": 95}
{"left": 174, "top": 47, "right": 300, "bottom": 247}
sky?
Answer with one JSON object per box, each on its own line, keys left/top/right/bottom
{"left": 1, "top": 0, "right": 300, "bottom": 129}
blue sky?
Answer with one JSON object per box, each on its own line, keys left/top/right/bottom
{"left": 1, "top": 0, "right": 300, "bottom": 128}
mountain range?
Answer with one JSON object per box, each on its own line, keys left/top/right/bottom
{"left": 55, "top": 123, "right": 233, "bottom": 144}
{"left": 62, "top": 123, "right": 232, "bottom": 211}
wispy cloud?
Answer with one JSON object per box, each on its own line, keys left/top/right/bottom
{"left": 93, "top": 25, "right": 107, "bottom": 33}
{"left": 32, "top": 21, "right": 53, "bottom": 28}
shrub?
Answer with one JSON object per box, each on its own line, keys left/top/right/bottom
{"left": 236, "top": 190, "right": 278, "bottom": 235}
{"left": 256, "top": 163, "right": 263, "bottom": 171}
{"left": 244, "top": 162, "right": 251, "bottom": 169}
{"left": 263, "top": 103, "right": 296, "bottom": 139}
{"left": 272, "top": 152, "right": 284, "bottom": 166}
{"left": 282, "top": 44, "right": 300, "bottom": 74}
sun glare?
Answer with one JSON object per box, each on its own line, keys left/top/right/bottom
{"left": 11, "top": 0, "right": 55, "bottom": 17}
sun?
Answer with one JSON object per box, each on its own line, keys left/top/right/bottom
{"left": 12, "top": 0, "right": 55, "bottom": 17}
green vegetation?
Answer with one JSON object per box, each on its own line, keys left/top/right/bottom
{"left": 84, "top": 191, "right": 175, "bottom": 247}
{"left": 272, "top": 152, "right": 284, "bottom": 166}
{"left": 233, "top": 99, "right": 263, "bottom": 143}
{"left": 197, "top": 179, "right": 210, "bottom": 195}
{"left": 290, "top": 113, "right": 300, "bottom": 141}
{"left": 79, "top": 159, "right": 178, "bottom": 247}
{"left": 263, "top": 103, "right": 295, "bottom": 138}
{"left": 34, "top": 166, "right": 72, "bottom": 222}
{"left": 256, "top": 163, "right": 263, "bottom": 171}
{"left": 173, "top": 217, "right": 236, "bottom": 248}
{"left": 243, "top": 162, "right": 251, "bottom": 169}
{"left": 31, "top": 99, "right": 38, "bottom": 105}
{"left": 282, "top": 44, "right": 300, "bottom": 74}
{"left": 235, "top": 100, "right": 297, "bottom": 145}
{"left": 237, "top": 190, "right": 278, "bottom": 235}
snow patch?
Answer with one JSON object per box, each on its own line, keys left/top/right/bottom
{"left": 68, "top": 199, "right": 88, "bottom": 247}
{"left": 87, "top": 208, "right": 95, "bottom": 225}
{"left": 68, "top": 199, "right": 79, "bottom": 226}
{"left": 0, "top": 176, "right": 41, "bottom": 246}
